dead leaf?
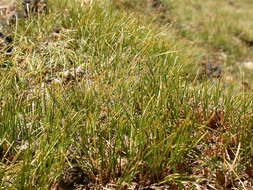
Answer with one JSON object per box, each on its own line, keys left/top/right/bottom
{"left": 216, "top": 170, "right": 225, "bottom": 186}
{"left": 207, "top": 110, "right": 224, "bottom": 129}
{"left": 246, "top": 165, "right": 253, "bottom": 179}
{"left": 169, "top": 182, "right": 180, "bottom": 190}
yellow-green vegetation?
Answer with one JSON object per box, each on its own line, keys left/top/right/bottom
{"left": 0, "top": 0, "right": 252, "bottom": 189}
{"left": 115, "top": 0, "right": 253, "bottom": 84}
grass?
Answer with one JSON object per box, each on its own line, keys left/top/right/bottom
{"left": 0, "top": 0, "right": 253, "bottom": 189}
{"left": 115, "top": 0, "right": 253, "bottom": 84}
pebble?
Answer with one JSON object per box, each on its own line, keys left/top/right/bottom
{"left": 52, "top": 78, "right": 62, "bottom": 84}
{"left": 75, "top": 65, "right": 84, "bottom": 74}
{"left": 243, "top": 61, "right": 253, "bottom": 70}
{"left": 63, "top": 70, "right": 72, "bottom": 79}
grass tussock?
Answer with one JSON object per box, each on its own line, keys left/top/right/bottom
{"left": 0, "top": 0, "right": 253, "bottom": 189}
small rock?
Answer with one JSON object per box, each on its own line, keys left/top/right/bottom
{"left": 75, "top": 65, "right": 84, "bottom": 75}
{"left": 52, "top": 78, "right": 62, "bottom": 84}
{"left": 18, "top": 141, "right": 29, "bottom": 151}
{"left": 63, "top": 70, "right": 72, "bottom": 79}
{"left": 243, "top": 61, "right": 253, "bottom": 70}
